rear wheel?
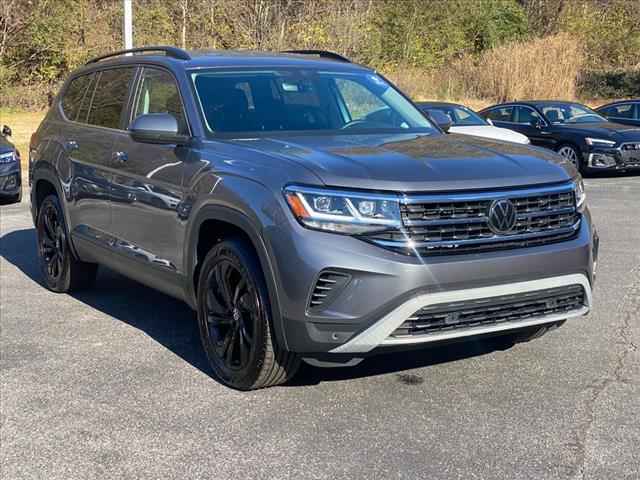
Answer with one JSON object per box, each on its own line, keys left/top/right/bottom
{"left": 36, "top": 195, "right": 97, "bottom": 292}
{"left": 196, "top": 238, "right": 300, "bottom": 390}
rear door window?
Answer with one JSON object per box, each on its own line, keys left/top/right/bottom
{"left": 61, "top": 74, "right": 95, "bottom": 122}
{"left": 486, "top": 107, "right": 514, "bottom": 122}
{"left": 87, "top": 67, "right": 136, "bottom": 129}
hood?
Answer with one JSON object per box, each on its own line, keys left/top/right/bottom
{"left": 557, "top": 122, "right": 640, "bottom": 142}
{"left": 449, "top": 125, "right": 529, "bottom": 144}
{"left": 228, "top": 132, "right": 575, "bottom": 192}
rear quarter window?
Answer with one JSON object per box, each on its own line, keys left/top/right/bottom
{"left": 60, "top": 74, "right": 94, "bottom": 121}
{"left": 87, "top": 67, "right": 136, "bottom": 129}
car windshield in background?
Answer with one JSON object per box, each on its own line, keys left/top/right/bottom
{"left": 190, "top": 69, "right": 435, "bottom": 135}
{"left": 539, "top": 103, "right": 607, "bottom": 125}
{"left": 427, "top": 106, "right": 487, "bottom": 126}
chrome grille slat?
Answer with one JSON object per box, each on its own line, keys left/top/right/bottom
{"left": 365, "top": 183, "right": 580, "bottom": 255}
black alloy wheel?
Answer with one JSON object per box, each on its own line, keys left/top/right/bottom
{"left": 197, "top": 239, "right": 299, "bottom": 390}
{"left": 36, "top": 194, "right": 97, "bottom": 292}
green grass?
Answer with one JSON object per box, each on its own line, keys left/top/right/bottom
{"left": 0, "top": 109, "right": 46, "bottom": 170}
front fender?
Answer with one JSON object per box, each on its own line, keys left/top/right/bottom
{"left": 183, "top": 194, "right": 290, "bottom": 351}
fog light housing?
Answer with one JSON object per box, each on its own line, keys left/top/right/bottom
{"left": 3, "top": 174, "right": 17, "bottom": 190}
{"left": 588, "top": 153, "right": 617, "bottom": 168}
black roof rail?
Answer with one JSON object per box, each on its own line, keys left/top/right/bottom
{"left": 86, "top": 46, "right": 191, "bottom": 65}
{"left": 280, "top": 50, "right": 351, "bottom": 63}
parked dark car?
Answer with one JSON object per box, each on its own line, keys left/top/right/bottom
{"left": 0, "top": 125, "right": 22, "bottom": 203}
{"left": 29, "top": 47, "right": 597, "bottom": 390}
{"left": 479, "top": 101, "right": 640, "bottom": 173}
{"left": 595, "top": 100, "right": 640, "bottom": 127}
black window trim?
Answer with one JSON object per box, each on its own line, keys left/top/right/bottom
{"left": 128, "top": 65, "right": 192, "bottom": 136}
{"left": 58, "top": 64, "right": 138, "bottom": 133}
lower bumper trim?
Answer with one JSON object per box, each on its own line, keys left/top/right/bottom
{"left": 330, "top": 273, "right": 592, "bottom": 354}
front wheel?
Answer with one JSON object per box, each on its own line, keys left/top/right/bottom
{"left": 556, "top": 144, "right": 583, "bottom": 172}
{"left": 196, "top": 238, "right": 300, "bottom": 390}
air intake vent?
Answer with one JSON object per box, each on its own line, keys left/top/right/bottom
{"left": 308, "top": 271, "right": 350, "bottom": 312}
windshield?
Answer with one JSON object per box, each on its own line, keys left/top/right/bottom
{"left": 190, "top": 68, "right": 436, "bottom": 136}
{"left": 425, "top": 105, "right": 487, "bottom": 126}
{"left": 540, "top": 103, "right": 607, "bottom": 124}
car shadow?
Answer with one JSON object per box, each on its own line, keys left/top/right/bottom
{"left": 1, "top": 227, "right": 503, "bottom": 388}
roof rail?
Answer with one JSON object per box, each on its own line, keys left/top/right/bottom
{"left": 280, "top": 50, "right": 351, "bottom": 63}
{"left": 86, "top": 46, "right": 191, "bottom": 65}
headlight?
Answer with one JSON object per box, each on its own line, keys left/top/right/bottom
{"left": 585, "top": 137, "right": 616, "bottom": 147}
{"left": 284, "top": 186, "right": 401, "bottom": 234}
{"left": 0, "top": 151, "right": 16, "bottom": 164}
{"left": 574, "top": 178, "right": 586, "bottom": 211}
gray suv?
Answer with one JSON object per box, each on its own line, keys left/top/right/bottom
{"left": 29, "top": 47, "right": 598, "bottom": 390}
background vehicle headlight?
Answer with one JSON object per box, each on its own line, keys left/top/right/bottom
{"left": 0, "top": 151, "right": 16, "bottom": 164}
{"left": 284, "top": 186, "right": 401, "bottom": 234}
{"left": 585, "top": 137, "right": 616, "bottom": 147}
{"left": 574, "top": 178, "right": 586, "bottom": 210}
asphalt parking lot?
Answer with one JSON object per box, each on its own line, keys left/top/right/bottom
{"left": 1, "top": 175, "right": 639, "bottom": 480}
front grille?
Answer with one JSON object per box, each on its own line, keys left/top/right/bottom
{"left": 308, "top": 271, "right": 350, "bottom": 312}
{"left": 391, "top": 284, "right": 586, "bottom": 337}
{"left": 364, "top": 184, "right": 580, "bottom": 255}
{"left": 620, "top": 143, "right": 640, "bottom": 166}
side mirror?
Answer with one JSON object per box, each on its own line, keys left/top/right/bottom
{"left": 428, "top": 110, "right": 452, "bottom": 133}
{"left": 2, "top": 125, "right": 12, "bottom": 137}
{"left": 130, "top": 113, "right": 190, "bottom": 145}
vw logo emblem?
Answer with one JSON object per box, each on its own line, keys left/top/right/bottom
{"left": 488, "top": 199, "right": 517, "bottom": 234}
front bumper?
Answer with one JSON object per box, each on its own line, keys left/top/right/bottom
{"left": 267, "top": 208, "right": 597, "bottom": 354}
{"left": 0, "top": 163, "right": 21, "bottom": 197}
{"left": 583, "top": 144, "right": 640, "bottom": 170}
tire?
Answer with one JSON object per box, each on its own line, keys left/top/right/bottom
{"left": 196, "top": 238, "right": 300, "bottom": 390}
{"left": 484, "top": 321, "right": 565, "bottom": 350}
{"left": 36, "top": 194, "right": 97, "bottom": 293}
{"left": 556, "top": 144, "right": 584, "bottom": 173}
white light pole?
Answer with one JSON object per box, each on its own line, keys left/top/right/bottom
{"left": 123, "top": 0, "right": 133, "bottom": 50}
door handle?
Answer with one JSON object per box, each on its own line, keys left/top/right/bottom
{"left": 64, "top": 140, "right": 79, "bottom": 152}
{"left": 112, "top": 151, "right": 128, "bottom": 164}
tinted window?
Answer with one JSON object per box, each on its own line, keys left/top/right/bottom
{"left": 426, "top": 105, "right": 486, "bottom": 126}
{"left": 607, "top": 103, "right": 634, "bottom": 119}
{"left": 539, "top": 103, "right": 606, "bottom": 124}
{"left": 87, "top": 68, "right": 135, "bottom": 129}
{"left": 133, "top": 68, "right": 188, "bottom": 134}
{"left": 486, "top": 107, "right": 513, "bottom": 122}
{"left": 515, "top": 106, "right": 543, "bottom": 125}
{"left": 61, "top": 74, "right": 94, "bottom": 121}
{"left": 191, "top": 69, "right": 434, "bottom": 135}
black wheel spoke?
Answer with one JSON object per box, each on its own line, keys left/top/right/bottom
{"left": 224, "top": 327, "right": 237, "bottom": 365}
{"left": 233, "top": 277, "right": 246, "bottom": 305}
{"left": 203, "top": 254, "right": 262, "bottom": 373}
{"left": 214, "top": 263, "right": 233, "bottom": 310}
{"left": 238, "top": 328, "right": 250, "bottom": 365}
